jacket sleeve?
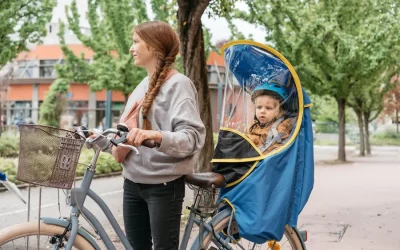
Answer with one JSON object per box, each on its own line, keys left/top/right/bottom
{"left": 157, "top": 98, "right": 206, "bottom": 158}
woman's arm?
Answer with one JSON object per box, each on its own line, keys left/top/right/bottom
{"left": 112, "top": 145, "right": 131, "bottom": 163}
{"left": 157, "top": 98, "right": 206, "bottom": 158}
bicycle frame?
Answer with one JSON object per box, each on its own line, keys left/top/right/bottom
{"left": 59, "top": 147, "right": 214, "bottom": 250}
{"left": 61, "top": 147, "right": 237, "bottom": 250}
{"left": 63, "top": 148, "right": 131, "bottom": 250}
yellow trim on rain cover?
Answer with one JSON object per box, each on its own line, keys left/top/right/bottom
{"left": 222, "top": 198, "right": 236, "bottom": 213}
{"left": 304, "top": 103, "right": 312, "bottom": 108}
{"left": 218, "top": 40, "right": 304, "bottom": 162}
{"left": 226, "top": 161, "right": 260, "bottom": 187}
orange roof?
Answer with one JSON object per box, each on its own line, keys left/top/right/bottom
{"left": 17, "top": 44, "right": 94, "bottom": 60}
{"left": 16, "top": 44, "right": 225, "bottom": 66}
{"left": 207, "top": 51, "right": 225, "bottom": 66}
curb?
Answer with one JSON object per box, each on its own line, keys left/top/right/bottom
{"left": 0, "top": 171, "right": 123, "bottom": 192}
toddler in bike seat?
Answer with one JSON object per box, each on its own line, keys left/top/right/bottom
{"left": 244, "top": 82, "right": 296, "bottom": 154}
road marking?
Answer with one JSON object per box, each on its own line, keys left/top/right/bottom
{"left": 0, "top": 190, "right": 123, "bottom": 217}
{"left": 0, "top": 203, "right": 56, "bottom": 217}
{"left": 100, "top": 190, "right": 123, "bottom": 196}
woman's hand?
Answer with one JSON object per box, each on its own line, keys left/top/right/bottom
{"left": 127, "top": 128, "right": 162, "bottom": 147}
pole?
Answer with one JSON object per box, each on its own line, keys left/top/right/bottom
{"left": 105, "top": 90, "right": 112, "bottom": 129}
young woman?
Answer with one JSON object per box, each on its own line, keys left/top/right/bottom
{"left": 112, "top": 21, "right": 205, "bottom": 249}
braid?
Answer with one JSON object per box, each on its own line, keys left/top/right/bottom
{"left": 141, "top": 52, "right": 175, "bottom": 130}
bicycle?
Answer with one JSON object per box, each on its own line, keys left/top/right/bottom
{"left": 0, "top": 124, "right": 307, "bottom": 249}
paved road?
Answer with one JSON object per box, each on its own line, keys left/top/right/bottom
{"left": 0, "top": 146, "right": 399, "bottom": 249}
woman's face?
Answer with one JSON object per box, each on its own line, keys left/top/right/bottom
{"left": 129, "top": 32, "right": 154, "bottom": 67}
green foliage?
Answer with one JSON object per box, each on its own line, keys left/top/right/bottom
{"left": 78, "top": 149, "right": 122, "bottom": 175}
{"left": 0, "top": 0, "right": 55, "bottom": 67}
{"left": 239, "top": 0, "right": 400, "bottom": 100}
{"left": 38, "top": 78, "right": 69, "bottom": 127}
{"left": 0, "top": 158, "right": 20, "bottom": 184}
{"left": 373, "top": 128, "right": 400, "bottom": 140}
{"left": 310, "top": 95, "right": 355, "bottom": 124}
{"left": 207, "top": 0, "right": 237, "bottom": 18}
{"left": 237, "top": 0, "right": 400, "bottom": 160}
{"left": 57, "top": 0, "right": 149, "bottom": 96}
{"left": 0, "top": 148, "right": 122, "bottom": 187}
{"left": 0, "top": 131, "right": 19, "bottom": 157}
{"left": 151, "top": 0, "right": 178, "bottom": 24}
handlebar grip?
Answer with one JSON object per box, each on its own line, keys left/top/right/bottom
{"left": 111, "top": 134, "right": 158, "bottom": 148}
{"left": 142, "top": 140, "right": 159, "bottom": 148}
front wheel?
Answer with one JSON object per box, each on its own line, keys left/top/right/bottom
{"left": 191, "top": 213, "right": 305, "bottom": 250}
{"left": 0, "top": 221, "right": 95, "bottom": 250}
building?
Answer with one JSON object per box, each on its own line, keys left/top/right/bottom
{"left": 1, "top": 0, "right": 227, "bottom": 131}
{"left": 2, "top": 45, "right": 226, "bottom": 131}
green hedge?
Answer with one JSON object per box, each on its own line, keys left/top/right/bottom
{"left": 372, "top": 128, "right": 399, "bottom": 139}
{"left": 0, "top": 132, "right": 19, "bottom": 157}
{"left": 0, "top": 148, "right": 122, "bottom": 186}
{"left": 0, "top": 158, "right": 21, "bottom": 184}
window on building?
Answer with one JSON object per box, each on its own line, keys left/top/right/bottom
{"left": 39, "top": 60, "right": 58, "bottom": 77}
{"left": 14, "top": 60, "right": 35, "bottom": 78}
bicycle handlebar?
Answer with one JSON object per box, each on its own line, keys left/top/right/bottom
{"left": 76, "top": 124, "right": 158, "bottom": 155}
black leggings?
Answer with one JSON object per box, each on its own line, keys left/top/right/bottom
{"left": 123, "top": 177, "right": 185, "bottom": 250}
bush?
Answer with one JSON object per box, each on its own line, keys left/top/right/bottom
{"left": 78, "top": 149, "right": 122, "bottom": 175}
{"left": 372, "top": 128, "right": 399, "bottom": 139}
{"left": 0, "top": 132, "right": 19, "bottom": 157}
{"left": 0, "top": 158, "right": 21, "bottom": 184}
{"left": 0, "top": 148, "right": 121, "bottom": 189}
{"left": 315, "top": 122, "right": 339, "bottom": 133}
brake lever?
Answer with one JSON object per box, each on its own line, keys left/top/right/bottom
{"left": 111, "top": 133, "right": 128, "bottom": 146}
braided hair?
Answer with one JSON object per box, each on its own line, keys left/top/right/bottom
{"left": 133, "top": 21, "right": 180, "bottom": 130}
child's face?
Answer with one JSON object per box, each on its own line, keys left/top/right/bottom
{"left": 254, "top": 95, "right": 281, "bottom": 124}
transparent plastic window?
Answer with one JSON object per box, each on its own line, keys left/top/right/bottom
{"left": 220, "top": 44, "right": 299, "bottom": 155}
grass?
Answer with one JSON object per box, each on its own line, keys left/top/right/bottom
{"left": 370, "top": 137, "right": 400, "bottom": 146}
{"left": 314, "top": 139, "right": 355, "bottom": 146}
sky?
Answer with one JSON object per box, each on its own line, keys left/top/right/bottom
{"left": 201, "top": 1, "right": 267, "bottom": 44}
{"left": 51, "top": 0, "right": 267, "bottom": 45}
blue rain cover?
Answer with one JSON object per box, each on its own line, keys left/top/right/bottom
{"left": 219, "top": 89, "right": 314, "bottom": 243}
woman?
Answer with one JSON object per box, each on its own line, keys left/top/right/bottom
{"left": 113, "top": 21, "right": 205, "bottom": 249}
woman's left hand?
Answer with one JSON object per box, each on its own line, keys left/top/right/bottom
{"left": 126, "top": 128, "right": 162, "bottom": 147}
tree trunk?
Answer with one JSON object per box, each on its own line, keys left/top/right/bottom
{"left": 124, "top": 93, "right": 129, "bottom": 105}
{"left": 177, "top": 1, "right": 214, "bottom": 172}
{"left": 363, "top": 111, "right": 371, "bottom": 155}
{"left": 337, "top": 98, "right": 347, "bottom": 162}
{"left": 355, "top": 109, "right": 365, "bottom": 156}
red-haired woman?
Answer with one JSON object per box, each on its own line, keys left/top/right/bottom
{"left": 112, "top": 21, "right": 205, "bottom": 249}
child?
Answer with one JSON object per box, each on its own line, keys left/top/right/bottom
{"left": 244, "top": 82, "right": 296, "bottom": 154}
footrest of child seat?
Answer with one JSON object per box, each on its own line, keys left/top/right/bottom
{"left": 185, "top": 172, "right": 226, "bottom": 189}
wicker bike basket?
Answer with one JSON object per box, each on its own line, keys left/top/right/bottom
{"left": 16, "top": 125, "right": 86, "bottom": 189}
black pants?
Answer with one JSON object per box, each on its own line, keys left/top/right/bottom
{"left": 123, "top": 177, "right": 185, "bottom": 250}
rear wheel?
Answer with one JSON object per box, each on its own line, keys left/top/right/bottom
{"left": 195, "top": 216, "right": 304, "bottom": 250}
{"left": 0, "top": 221, "right": 95, "bottom": 250}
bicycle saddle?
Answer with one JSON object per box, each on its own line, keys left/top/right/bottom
{"left": 185, "top": 172, "right": 226, "bottom": 189}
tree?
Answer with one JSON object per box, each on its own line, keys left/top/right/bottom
{"left": 0, "top": 0, "right": 55, "bottom": 67}
{"left": 38, "top": 78, "right": 69, "bottom": 127}
{"left": 238, "top": 0, "right": 400, "bottom": 162}
{"left": 177, "top": 0, "right": 235, "bottom": 172}
{"left": 56, "top": 0, "right": 149, "bottom": 101}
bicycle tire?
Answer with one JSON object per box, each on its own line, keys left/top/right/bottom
{"left": 191, "top": 213, "right": 304, "bottom": 250}
{"left": 0, "top": 221, "right": 95, "bottom": 250}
